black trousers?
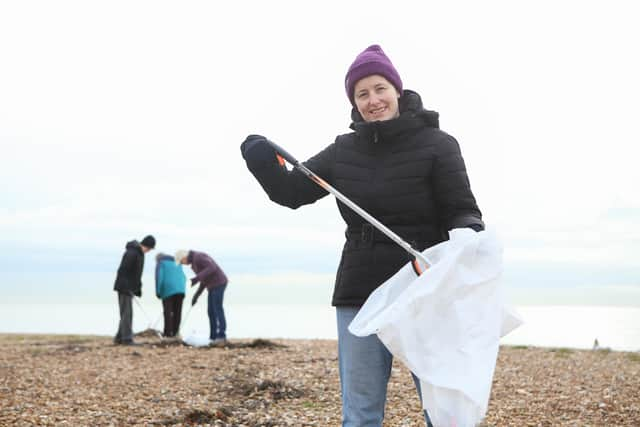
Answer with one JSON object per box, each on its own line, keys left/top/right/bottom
{"left": 162, "top": 293, "right": 184, "bottom": 337}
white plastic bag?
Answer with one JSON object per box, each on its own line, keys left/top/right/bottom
{"left": 181, "top": 332, "right": 211, "bottom": 347}
{"left": 349, "top": 228, "right": 522, "bottom": 426}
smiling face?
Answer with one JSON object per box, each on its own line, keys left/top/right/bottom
{"left": 353, "top": 75, "right": 401, "bottom": 122}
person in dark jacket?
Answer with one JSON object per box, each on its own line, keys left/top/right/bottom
{"left": 240, "top": 45, "right": 484, "bottom": 426}
{"left": 113, "top": 235, "right": 156, "bottom": 345}
{"left": 175, "top": 249, "right": 229, "bottom": 345}
{"left": 155, "top": 253, "right": 187, "bottom": 337}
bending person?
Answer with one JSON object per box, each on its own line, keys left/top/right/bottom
{"left": 175, "top": 249, "right": 229, "bottom": 345}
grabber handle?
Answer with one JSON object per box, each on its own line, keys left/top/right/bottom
{"left": 264, "top": 139, "right": 299, "bottom": 166}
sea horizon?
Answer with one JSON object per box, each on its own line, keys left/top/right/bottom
{"left": 2, "top": 271, "right": 640, "bottom": 352}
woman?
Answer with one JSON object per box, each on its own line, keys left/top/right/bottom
{"left": 155, "top": 253, "right": 186, "bottom": 337}
{"left": 240, "top": 44, "right": 483, "bottom": 426}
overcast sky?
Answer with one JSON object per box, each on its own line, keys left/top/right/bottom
{"left": 1, "top": 1, "right": 638, "bottom": 294}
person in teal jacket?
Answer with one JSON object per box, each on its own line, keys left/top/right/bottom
{"left": 155, "top": 253, "right": 187, "bottom": 337}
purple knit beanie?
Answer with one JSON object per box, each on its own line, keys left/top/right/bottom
{"left": 344, "top": 44, "right": 403, "bottom": 105}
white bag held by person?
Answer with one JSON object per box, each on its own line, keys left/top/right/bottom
{"left": 349, "top": 228, "right": 522, "bottom": 427}
{"left": 181, "top": 331, "right": 211, "bottom": 347}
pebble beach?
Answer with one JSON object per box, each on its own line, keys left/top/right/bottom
{"left": 1, "top": 332, "right": 639, "bottom": 426}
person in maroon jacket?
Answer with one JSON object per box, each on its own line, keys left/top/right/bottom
{"left": 175, "top": 249, "right": 229, "bottom": 345}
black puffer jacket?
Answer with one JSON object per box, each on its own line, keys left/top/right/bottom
{"left": 243, "top": 90, "right": 483, "bottom": 306}
{"left": 113, "top": 240, "right": 144, "bottom": 296}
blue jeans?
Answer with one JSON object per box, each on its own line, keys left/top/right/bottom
{"left": 207, "top": 283, "right": 227, "bottom": 340}
{"left": 337, "top": 306, "right": 433, "bottom": 427}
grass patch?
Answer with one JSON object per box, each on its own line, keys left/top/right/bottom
{"left": 549, "top": 347, "right": 574, "bottom": 358}
{"left": 627, "top": 353, "right": 640, "bottom": 362}
{"left": 0, "top": 334, "right": 107, "bottom": 356}
{"left": 0, "top": 333, "right": 104, "bottom": 345}
{"left": 510, "top": 345, "right": 529, "bottom": 350}
{"left": 549, "top": 347, "right": 573, "bottom": 353}
{"left": 303, "top": 400, "right": 318, "bottom": 408}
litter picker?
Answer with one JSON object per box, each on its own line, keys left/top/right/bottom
{"left": 265, "top": 139, "right": 431, "bottom": 275}
{"left": 132, "top": 294, "right": 163, "bottom": 339}
{"left": 178, "top": 304, "right": 194, "bottom": 338}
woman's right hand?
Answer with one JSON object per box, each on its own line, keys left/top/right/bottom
{"left": 240, "top": 134, "right": 278, "bottom": 166}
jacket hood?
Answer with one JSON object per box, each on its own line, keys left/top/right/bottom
{"left": 350, "top": 90, "right": 439, "bottom": 142}
{"left": 156, "top": 254, "right": 174, "bottom": 262}
{"left": 126, "top": 240, "right": 142, "bottom": 253}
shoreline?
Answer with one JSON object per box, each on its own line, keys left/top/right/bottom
{"left": 3, "top": 304, "right": 640, "bottom": 353}
{"left": 1, "top": 330, "right": 637, "bottom": 353}
{"left": 2, "top": 333, "right": 639, "bottom": 425}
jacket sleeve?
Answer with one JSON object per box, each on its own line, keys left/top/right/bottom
{"left": 119, "top": 251, "right": 138, "bottom": 291}
{"left": 126, "top": 251, "right": 143, "bottom": 296}
{"left": 244, "top": 142, "right": 336, "bottom": 209}
{"left": 432, "top": 135, "right": 484, "bottom": 232}
{"left": 155, "top": 262, "right": 163, "bottom": 298}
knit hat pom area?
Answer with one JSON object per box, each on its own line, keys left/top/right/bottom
{"left": 344, "top": 44, "right": 403, "bottom": 105}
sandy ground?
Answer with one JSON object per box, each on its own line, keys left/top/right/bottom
{"left": 1, "top": 332, "right": 639, "bottom": 426}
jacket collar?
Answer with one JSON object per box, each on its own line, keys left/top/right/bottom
{"left": 349, "top": 90, "right": 439, "bottom": 143}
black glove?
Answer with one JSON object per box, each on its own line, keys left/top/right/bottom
{"left": 134, "top": 290, "right": 142, "bottom": 297}
{"left": 240, "top": 134, "right": 278, "bottom": 166}
{"left": 190, "top": 278, "right": 199, "bottom": 287}
{"left": 191, "top": 294, "right": 199, "bottom": 306}
{"left": 467, "top": 223, "right": 484, "bottom": 232}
